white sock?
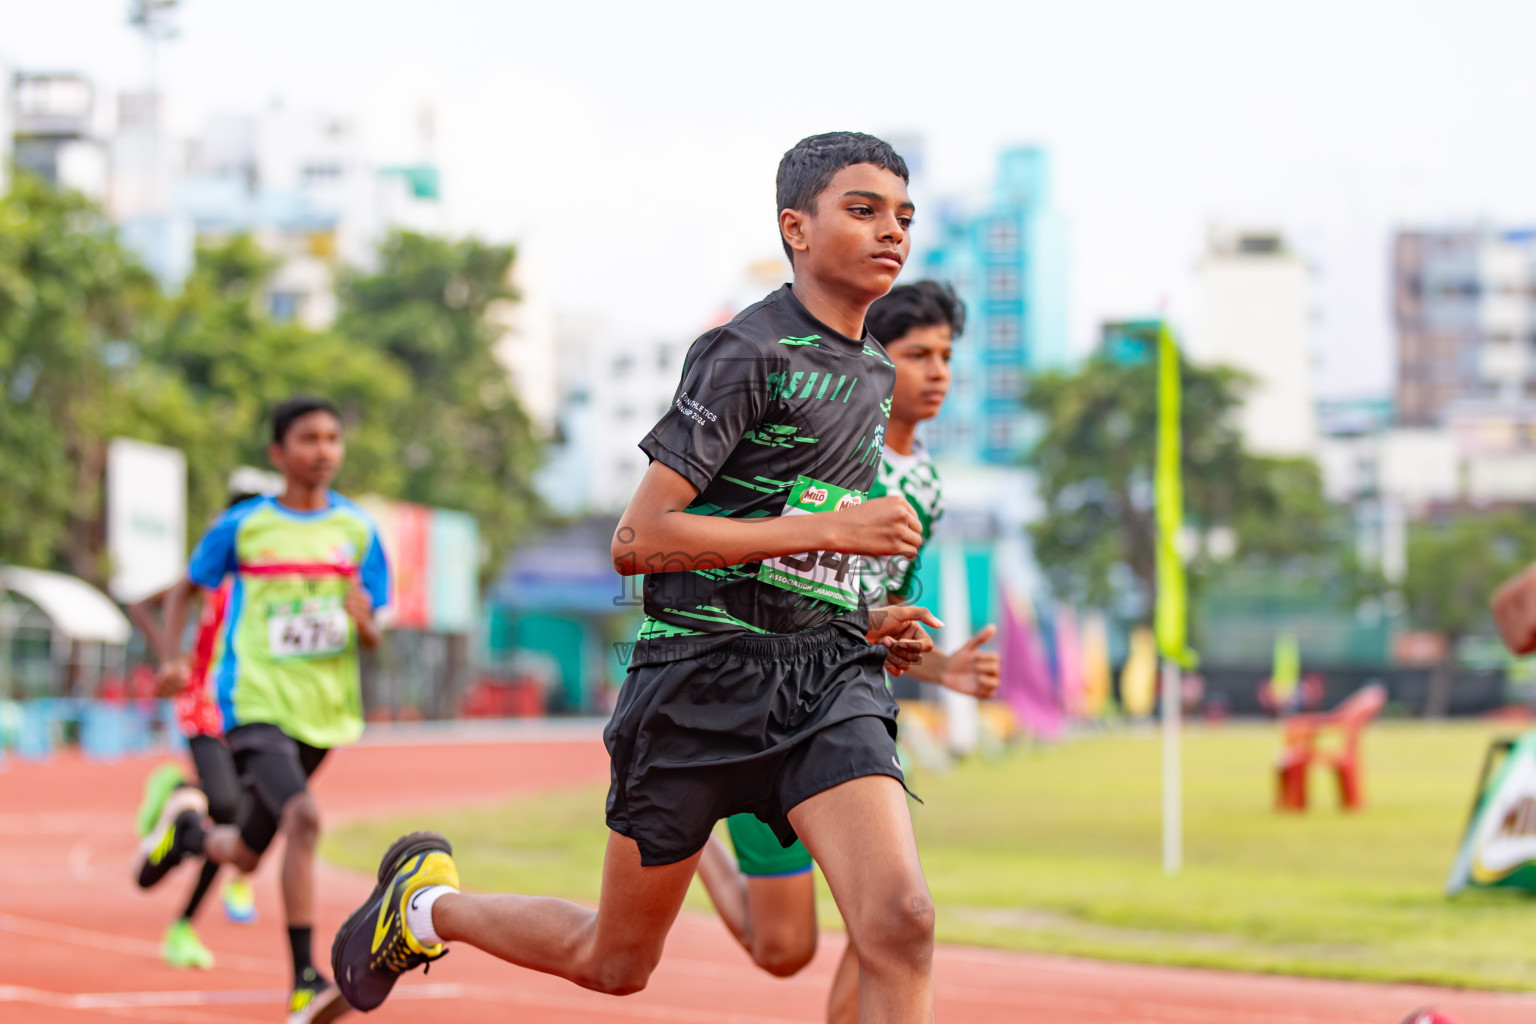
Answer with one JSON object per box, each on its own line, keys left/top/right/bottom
{"left": 405, "top": 885, "right": 456, "bottom": 946}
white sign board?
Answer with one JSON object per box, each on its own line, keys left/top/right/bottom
{"left": 107, "top": 438, "right": 187, "bottom": 603}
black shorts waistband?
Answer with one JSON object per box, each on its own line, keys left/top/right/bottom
{"left": 724, "top": 622, "right": 866, "bottom": 660}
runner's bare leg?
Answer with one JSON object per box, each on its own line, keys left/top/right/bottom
{"left": 791, "top": 775, "right": 933, "bottom": 1024}
{"left": 826, "top": 940, "right": 860, "bottom": 1023}
{"left": 696, "top": 834, "right": 818, "bottom": 976}
{"left": 431, "top": 831, "right": 699, "bottom": 994}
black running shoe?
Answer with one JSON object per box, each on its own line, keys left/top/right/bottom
{"left": 288, "top": 966, "right": 351, "bottom": 1023}
{"left": 331, "top": 832, "right": 458, "bottom": 1012}
{"left": 133, "top": 787, "right": 206, "bottom": 889}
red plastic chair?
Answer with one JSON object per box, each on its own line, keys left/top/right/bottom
{"left": 1275, "top": 683, "right": 1387, "bottom": 812}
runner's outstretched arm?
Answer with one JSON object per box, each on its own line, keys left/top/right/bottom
{"left": 153, "top": 578, "right": 204, "bottom": 697}
{"left": 126, "top": 583, "right": 176, "bottom": 665}
{"left": 613, "top": 462, "right": 921, "bottom": 575}
{"left": 344, "top": 578, "right": 382, "bottom": 650}
{"left": 905, "top": 624, "right": 1000, "bottom": 697}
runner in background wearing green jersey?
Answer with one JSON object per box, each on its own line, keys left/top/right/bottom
{"left": 134, "top": 396, "right": 389, "bottom": 1024}
{"left": 696, "top": 280, "right": 1000, "bottom": 1024}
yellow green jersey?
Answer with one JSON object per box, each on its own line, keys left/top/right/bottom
{"left": 188, "top": 493, "right": 390, "bottom": 749}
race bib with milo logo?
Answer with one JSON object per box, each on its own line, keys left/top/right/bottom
{"left": 758, "top": 475, "right": 866, "bottom": 609}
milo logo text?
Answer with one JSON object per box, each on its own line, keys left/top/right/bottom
{"left": 836, "top": 494, "right": 863, "bottom": 511}
{"left": 1498, "top": 796, "right": 1536, "bottom": 839}
{"left": 801, "top": 487, "right": 829, "bottom": 507}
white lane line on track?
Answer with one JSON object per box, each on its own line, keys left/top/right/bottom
{"left": 0, "top": 983, "right": 465, "bottom": 1009}
{"left": 936, "top": 945, "right": 1536, "bottom": 1007}
{"left": 0, "top": 915, "right": 806, "bottom": 1022}
{"left": 939, "top": 985, "right": 1368, "bottom": 1024}
{"left": 0, "top": 981, "right": 810, "bottom": 1024}
{"left": 0, "top": 913, "right": 287, "bottom": 974}
{"left": 69, "top": 840, "right": 95, "bottom": 882}
{"left": 456, "top": 985, "right": 814, "bottom": 1024}
{"left": 0, "top": 812, "right": 128, "bottom": 834}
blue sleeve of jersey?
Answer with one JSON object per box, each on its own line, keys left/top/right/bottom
{"left": 358, "top": 530, "right": 391, "bottom": 610}
{"left": 187, "top": 510, "right": 242, "bottom": 589}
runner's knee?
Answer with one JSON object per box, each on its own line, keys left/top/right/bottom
{"left": 752, "top": 923, "right": 817, "bottom": 977}
{"left": 579, "top": 949, "right": 660, "bottom": 996}
{"left": 280, "top": 794, "right": 321, "bottom": 847}
{"left": 227, "top": 839, "right": 261, "bottom": 873}
{"left": 853, "top": 887, "right": 934, "bottom": 969}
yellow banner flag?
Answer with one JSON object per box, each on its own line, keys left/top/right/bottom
{"left": 1121, "top": 625, "right": 1159, "bottom": 718}
{"left": 1155, "top": 323, "right": 1198, "bottom": 668}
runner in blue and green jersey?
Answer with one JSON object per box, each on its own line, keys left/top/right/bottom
{"left": 135, "top": 396, "right": 388, "bottom": 1024}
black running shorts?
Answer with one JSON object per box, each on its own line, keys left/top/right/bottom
{"left": 604, "top": 623, "right": 903, "bottom": 866}
{"left": 226, "top": 723, "right": 329, "bottom": 855}
{"left": 186, "top": 733, "right": 244, "bottom": 826}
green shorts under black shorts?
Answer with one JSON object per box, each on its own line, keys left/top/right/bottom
{"left": 727, "top": 812, "right": 813, "bottom": 877}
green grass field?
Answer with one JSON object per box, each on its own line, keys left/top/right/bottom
{"left": 325, "top": 721, "right": 1536, "bottom": 990}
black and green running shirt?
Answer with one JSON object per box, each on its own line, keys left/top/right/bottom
{"left": 632, "top": 285, "right": 897, "bottom": 666}
{"left": 859, "top": 438, "right": 943, "bottom": 605}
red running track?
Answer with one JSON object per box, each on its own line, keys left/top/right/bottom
{"left": 2, "top": 729, "right": 1535, "bottom": 1024}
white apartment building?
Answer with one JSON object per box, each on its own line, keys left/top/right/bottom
{"left": 9, "top": 71, "right": 108, "bottom": 201}
{"left": 534, "top": 320, "right": 687, "bottom": 515}
{"left": 1195, "top": 228, "right": 1319, "bottom": 458}
{"left": 491, "top": 258, "right": 560, "bottom": 437}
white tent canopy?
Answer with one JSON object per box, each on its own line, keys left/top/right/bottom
{"left": 0, "top": 567, "right": 131, "bottom": 645}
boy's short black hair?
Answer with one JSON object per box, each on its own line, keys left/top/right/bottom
{"left": 271, "top": 395, "right": 342, "bottom": 445}
{"left": 776, "top": 132, "right": 910, "bottom": 262}
{"left": 866, "top": 280, "right": 966, "bottom": 345}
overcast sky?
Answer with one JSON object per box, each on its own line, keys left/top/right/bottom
{"left": 7, "top": 0, "right": 1536, "bottom": 398}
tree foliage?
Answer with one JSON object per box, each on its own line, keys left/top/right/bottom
{"left": 339, "top": 232, "right": 542, "bottom": 578}
{"left": 1400, "top": 512, "right": 1536, "bottom": 716}
{"left": 0, "top": 175, "right": 541, "bottom": 590}
{"left": 0, "top": 174, "right": 160, "bottom": 577}
{"left": 1024, "top": 353, "right": 1332, "bottom": 625}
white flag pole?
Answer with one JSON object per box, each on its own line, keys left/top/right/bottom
{"left": 1162, "top": 658, "right": 1183, "bottom": 875}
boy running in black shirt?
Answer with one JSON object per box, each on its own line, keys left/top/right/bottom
{"left": 697, "top": 279, "right": 1002, "bottom": 1022}
{"left": 333, "top": 132, "right": 941, "bottom": 1023}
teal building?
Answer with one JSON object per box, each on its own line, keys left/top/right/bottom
{"left": 919, "top": 147, "right": 1069, "bottom": 465}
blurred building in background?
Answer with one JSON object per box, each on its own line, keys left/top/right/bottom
{"left": 1395, "top": 227, "right": 1536, "bottom": 427}
{"left": 533, "top": 315, "right": 687, "bottom": 515}
{"left": 8, "top": 71, "right": 107, "bottom": 200}
{"left": 5, "top": 63, "right": 445, "bottom": 320}
{"left": 172, "top": 102, "right": 443, "bottom": 326}
{"left": 109, "top": 89, "right": 193, "bottom": 289}
{"left": 0, "top": 62, "right": 11, "bottom": 195}
{"left": 1374, "top": 227, "right": 1536, "bottom": 506}
{"left": 482, "top": 515, "right": 634, "bottom": 716}
{"left": 919, "top": 146, "right": 1069, "bottom": 466}
{"left": 490, "top": 261, "right": 561, "bottom": 438}
{"left": 1195, "top": 228, "right": 1318, "bottom": 457}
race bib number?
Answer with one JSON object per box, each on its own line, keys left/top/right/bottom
{"left": 759, "top": 476, "right": 865, "bottom": 609}
{"left": 266, "top": 596, "right": 349, "bottom": 661}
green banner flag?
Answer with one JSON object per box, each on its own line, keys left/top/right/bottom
{"left": 1155, "top": 322, "right": 1197, "bottom": 668}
